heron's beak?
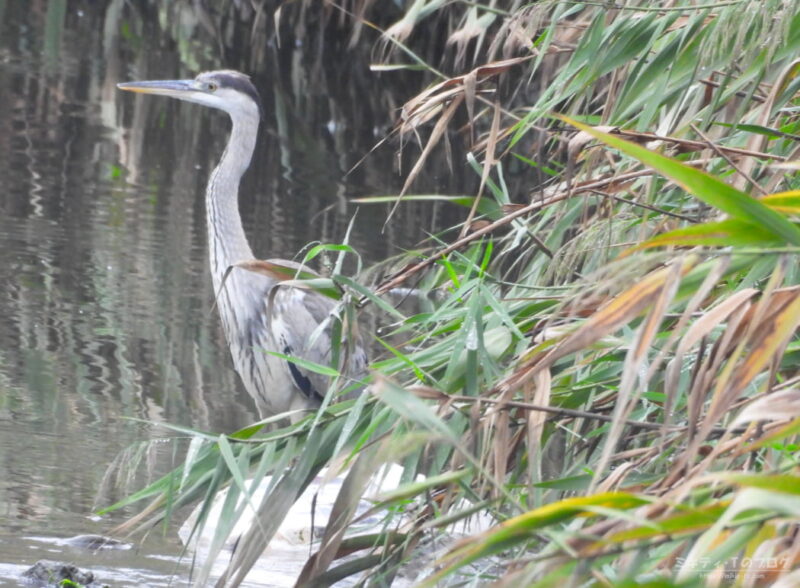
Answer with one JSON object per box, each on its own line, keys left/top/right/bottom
{"left": 117, "top": 79, "right": 198, "bottom": 97}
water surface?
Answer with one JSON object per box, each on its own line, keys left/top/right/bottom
{"left": 0, "top": 2, "right": 460, "bottom": 584}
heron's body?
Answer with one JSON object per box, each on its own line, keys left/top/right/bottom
{"left": 119, "top": 70, "right": 365, "bottom": 417}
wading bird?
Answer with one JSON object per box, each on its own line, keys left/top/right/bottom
{"left": 118, "top": 70, "right": 366, "bottom": 418}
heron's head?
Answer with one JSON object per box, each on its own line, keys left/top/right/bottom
{"left": 117, "top": 70, "right": 263, "bottom": 122}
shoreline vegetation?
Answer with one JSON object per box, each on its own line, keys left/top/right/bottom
{"left": 104, "top": 1, "right": 800, "bottom": 586}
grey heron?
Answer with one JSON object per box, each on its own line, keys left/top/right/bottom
{"left": 118, "top": 70, "right": 366, "bottom": 418}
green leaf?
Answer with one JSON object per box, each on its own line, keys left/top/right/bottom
{"left": 762, "top": 190, "right": 800, "bottom": 214}
{"left": 717, "top": 473, "right": 800, "bottom": 496}
{"left": 560, "top": 117, "right": 800, "bottom": 246}
{"left": 352, "top": 194, "right": 502, "bottom": 217}
{"left": 351, "top": 194, "right": 474, "bottom": 205}
{"left": 714, "top": 122, "right": 794, "bottom": 139}
{"left": 372, "top": 376, "right": 459, "bottom": 443}
{"left": 261, "top": 350, "right": 340, "bottom": 377}
{"left": 303, "top": 243, "right": 357, "bottom": 263}
{"left": 273, "top": 277, "right": 342, "bottom": 300}
{"left": 421, "top": 492, "right": 649, "bottom": 586}
{"left": 600, "top": 503, "right": 727, "bottom": 546}
{"left": 626, "top": 219, "right": 783, "bottom": 253}
{"left": 376, "top": 469, "right": 469, "bottom": 504}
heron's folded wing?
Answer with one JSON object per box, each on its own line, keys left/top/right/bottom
{"left": 268, "top": 286, "right": 341, "bottom": 403}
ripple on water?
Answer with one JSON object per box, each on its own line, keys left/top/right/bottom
{"left": 0, "top": 533, "right": 191, "bottom": 587}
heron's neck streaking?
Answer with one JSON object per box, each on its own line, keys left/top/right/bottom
{"left": 206, "top": 113, "right": 259, "bottom": 291}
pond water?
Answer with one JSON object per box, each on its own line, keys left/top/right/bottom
{"left": 0, "top": 2, "right": 462, "bottom": 585}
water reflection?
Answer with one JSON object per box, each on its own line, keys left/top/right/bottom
{"left": 0, "top": 1, "right": 462, "bottom": 584}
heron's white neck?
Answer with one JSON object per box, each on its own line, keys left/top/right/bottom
{"left": 206, "top": 113, "right": 260, "bottom": 291}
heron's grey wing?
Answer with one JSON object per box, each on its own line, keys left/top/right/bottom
{"left": 268, "top": 285, "right": 347, "bottom": 403}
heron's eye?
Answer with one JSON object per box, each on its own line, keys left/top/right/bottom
{"left": 206, "top": 82, "right": 218, "bottom": 92}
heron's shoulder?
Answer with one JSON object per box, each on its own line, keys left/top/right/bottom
{"left": 259, "top": 261, "right": 330, "bottom": 317}
{"left": 269, "top": 284, "right": 337, "bottom": 324}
